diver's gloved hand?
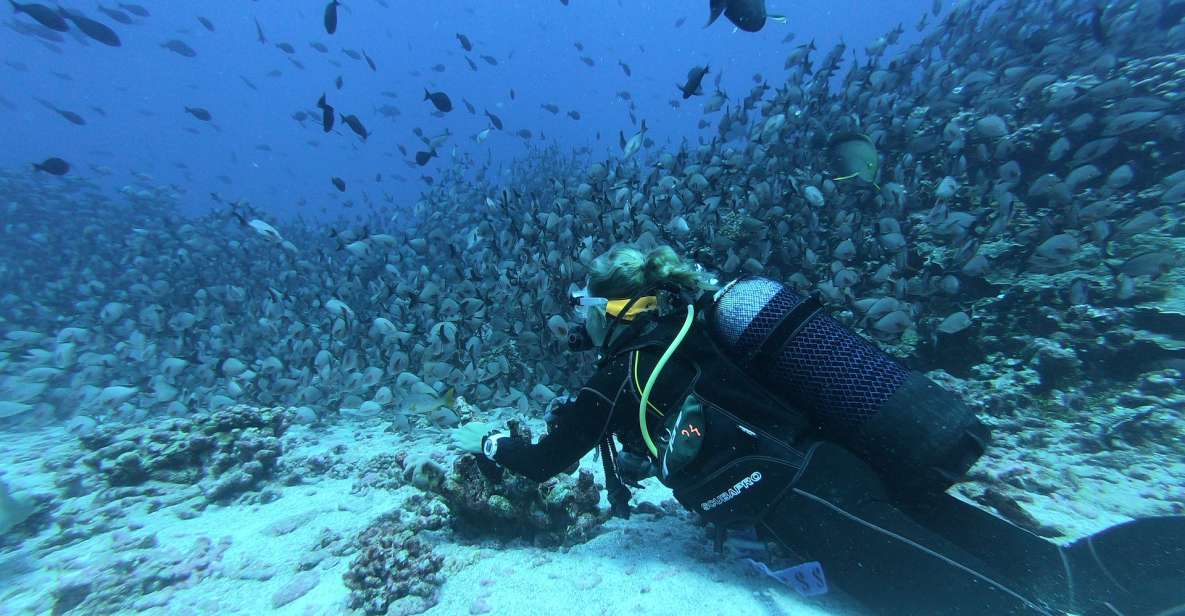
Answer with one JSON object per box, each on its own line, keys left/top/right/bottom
{"left": 543, "top": 394, "right": 574, "bottom": 426}
{"left": 451, "top": 421, "right": 495, "bottom": 454}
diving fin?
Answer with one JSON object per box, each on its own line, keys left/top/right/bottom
{"left": 1063, "top": 516, "right": 1185, "bottom": 616}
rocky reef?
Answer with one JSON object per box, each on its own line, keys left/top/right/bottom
{"left": 72, "top": 405, "right": 289, "bottom": 504}
{"left": 427, "top": 422, "right": 608, "bottom": 548}
{"left": 343, "top": 496, "right": 449, "bottom": 616}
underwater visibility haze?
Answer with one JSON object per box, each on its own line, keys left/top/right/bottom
{"left": 2, "top": 0, "right": 1185, "bottom": 615}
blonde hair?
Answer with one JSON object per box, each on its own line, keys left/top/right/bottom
{"left": 588, "top": 245, "right": 714, "bottom": 298}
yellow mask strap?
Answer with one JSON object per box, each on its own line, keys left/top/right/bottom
{"left": 606, "top": 295, "right": 657, "bottom": 320}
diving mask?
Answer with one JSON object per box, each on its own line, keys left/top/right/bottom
{"left": 569, "top": 294, "right": 659, "bottom": 322}
{"left": 568, "top": 285, "right": 659, "bottom": 350}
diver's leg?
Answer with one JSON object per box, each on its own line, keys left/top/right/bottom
{"left": 901, "top": 490, "right": 1074, "bottom": 606}
{"left": 758, "top": 442, "right": 1057, "bottom": 615}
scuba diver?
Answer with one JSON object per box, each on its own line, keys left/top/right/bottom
{"left": 453, "top": 245, "right": 1185, "bottom": 616}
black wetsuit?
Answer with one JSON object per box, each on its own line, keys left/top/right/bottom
{"left": 487, "top": 314, "right": 1185, "bottom": 616}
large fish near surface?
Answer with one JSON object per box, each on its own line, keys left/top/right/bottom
{"left": 706, "top": 0, "right": 766, "bottom": 32}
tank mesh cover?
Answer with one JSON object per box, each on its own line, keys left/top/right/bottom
{"left": 712, "top": 277, "right": 909, "bottom": 431}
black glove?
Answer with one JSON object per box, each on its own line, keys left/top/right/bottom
{"left": 473, "top": 453, "right": 504, "bottom": 483}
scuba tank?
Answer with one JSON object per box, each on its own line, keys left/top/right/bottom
{"left": 706, "top": 276, "right": 988, "bottom": 495}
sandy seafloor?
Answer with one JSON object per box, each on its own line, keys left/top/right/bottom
{"left": 1, "top": 400, "right": 1180, "bottom": 616}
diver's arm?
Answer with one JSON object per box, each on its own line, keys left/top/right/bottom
{"left": 482, "top": 360, "right": 625, "bottom": 482}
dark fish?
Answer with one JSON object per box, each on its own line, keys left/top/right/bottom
{"left": 310, "top": 41, "right": 328, "bottom": 52}
{"left": 618, "top": 60, "right": 631, "bottom": 76}
{"left": 517, "top": 128, "right": 533, "bottom": 139}
{"left": 184, "top": 106, "right": 212, "bottom": 121}
{"left": 335, "top": 75, "right": 343, "bottom": 89}
{"left": 1106, "top": 251, "right": 1177, "bottom": 279}
{"left": 567, "top": 110, "right": 581, "bottom": 120}
{"left": 541, "top": 103, "right": 559, "bottom": 114}
{"left": 465, "top": 56, "right": 477, "bottom": 71}
{"left": 117, "top": 3, "right": 147, "bottom": 17}
{"left": 331, "top": 176, "right": 346, "bottom": 192}
{"left": 7, "top": 18, "right": 63, "bottom": 42}
{"left": 463, "top": 99, "right": 476, "bottom": 114}
{"left": 456, "top": 32, "right": 472, "bottom": 51}
{"left": 276, "top": 42, "right": 295, "bottom": 54}
{"left": 678, "top": 64, "right": 710, "bottom": 99}
{"left": 60, "top": 9, "right": 121, "bottom": 46}
{"left": 32, "top": 156, "right": 69, "bottom": 175}
{"left": 254, "top": 18, "right": 266, "bottom": 44}
{"left": 484, "top": 110, "right": 503, "bottom": 129}
{"left": 363, "top": 50, "right": 376, "bottom": 71}
{"left": 342, "top": 48, "right": 361, "bottom": 60}
{"left": 830, "top": 132, "right": 879, "bottom": 182}
{"left": 36, "top": 99, "right": 85, "bottom": 125}
{"left": 340, "top": 113, "right": 369, "bottom": 140}
{"left": 1159, "top": 0, "right": 1185, "bottom": 29}
{"left": 324, "top": 0, "right": 339, "bottom": 35}
{"left": 707, "top": 0, "right": 767, "bottom": 32}
{"left": 574, "top": 41, "right": 584, "bottom": 51}
{"left": 1089, "top": 5, "right": 1106, "bottom": 42}
{"left": 96, "top": 5, "right": 132, "bottom": 25}
{"left": 675, "top": 16, "right": 687, "bottom": 27}
{"left": 10, "top": 1, "right": 69, "bottom": 32}
{"left": 509, "top": 89, "right": 516, "bottom": 100}
{"left": 161, "top": 39, "right": 197, "bottom": 57}
{"left": 415, "top": 149, "right": 436, "bottom": 166}
{"left": 431, "top": 63, "right": 446, "bottom": 72}
{"left": 197, "top": 16, "right": 215, "bottom": 31}
{"left": 317, "top": 93, "right": 335, "bottom": 132}
{"left": 423, "top": 89, "right": 452, "bottom": 112}
{"left": 480, "top": 54, "right": 498, "bottom": 65}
